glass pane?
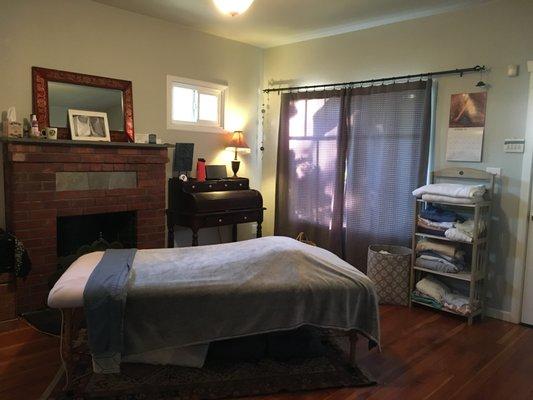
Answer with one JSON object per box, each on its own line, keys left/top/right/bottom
{"left": 48, "top": 82, "right": 124, "bottom": 131}
{"left": 199, "top": 93, "right": 219, "bottom": 122}
{"left": 172, "top": 86, "right": 197, "bottom": 122}
{"left": 306, "top": 98, "right": 338, "bottom": 137}
{"left": 288, "top": 100, "right": 306, "bottom": 137}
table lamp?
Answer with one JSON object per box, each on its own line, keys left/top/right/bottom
{"left": 225, "top": 130, "right": 249, "bottom": 178}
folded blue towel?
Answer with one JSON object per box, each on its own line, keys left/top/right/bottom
{"left": 420, "top": 204, "right": 464, "bottom": 223}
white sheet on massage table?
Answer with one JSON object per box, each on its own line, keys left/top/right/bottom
{"left": 48, "top": 251, "right": 104, "bottom": 308}
{"left": 47, "top": 251, "right": 209, "bottom": 367}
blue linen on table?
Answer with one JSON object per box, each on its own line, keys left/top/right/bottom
{"left": 83, "top": 248, "right": 137, "bottom": 373}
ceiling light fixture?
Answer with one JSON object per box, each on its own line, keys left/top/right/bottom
{"left": 213, "top": 0, "right": 254, "bottom": 17}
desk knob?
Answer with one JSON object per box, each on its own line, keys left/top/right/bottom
{"left": 218, "top": 218, "right": 223, "bottom": 223}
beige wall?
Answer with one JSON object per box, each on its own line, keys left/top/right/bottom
{"left": 0, "top": 0, "right": 263, "bottom": 244}
{"left": 261, "top": 0, "right": 533, "bottom": 314}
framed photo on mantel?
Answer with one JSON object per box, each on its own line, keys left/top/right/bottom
{"left": 68, "top": 109, "right": 111, "bottom": 142}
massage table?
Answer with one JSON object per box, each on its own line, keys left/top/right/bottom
{"left": 48, "top": 236, "right": 380, "bottom": 385}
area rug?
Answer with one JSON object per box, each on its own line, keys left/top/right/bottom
{"left": 49, "top": 334, "right": 375, "bottom": 399}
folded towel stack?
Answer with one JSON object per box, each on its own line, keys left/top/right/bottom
{"left": 413, "top": 185, "right": 487, "bottom": 243}
{"left": 420, "top": 204, "right": 465, "bottom": 223}
{"left": 414, "top": 276, "right": 478, "bottom": 316}
{"left": 412, "top": 183, "right": 486, "bottom": 204}
{"left": 415, "top": 239, "right": 465, "bottom": 273}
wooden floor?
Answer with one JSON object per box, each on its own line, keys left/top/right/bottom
{"left": 1, "top": 305, "right": 532, "bottom": 400}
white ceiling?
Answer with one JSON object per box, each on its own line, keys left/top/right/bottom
{"left": 94, "top": 0, "right": 490, "bottom": 48}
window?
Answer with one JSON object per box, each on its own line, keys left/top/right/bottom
{"left": 167, "top": 75, "right": 227, "bottom": 132}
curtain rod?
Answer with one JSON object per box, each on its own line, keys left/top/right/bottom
{"left": 263, "top": 65, "right": 486, "bottom": 93}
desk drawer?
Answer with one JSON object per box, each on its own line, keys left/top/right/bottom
{"left": 203, "top": 210, "right": 262, "bottom": 227}
{"left": 176, "top": 178, "right": 249, "bottom": 193}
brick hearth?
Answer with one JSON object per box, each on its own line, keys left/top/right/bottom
{"left": 1, "top": 139, "right": 168, "bottom": 321}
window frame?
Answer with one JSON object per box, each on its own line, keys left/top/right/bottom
{"left": 166, "top": 75, "right": 227, "bottom": 133}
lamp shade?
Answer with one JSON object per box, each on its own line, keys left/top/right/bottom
{"left": 225, "top": 130, "right": 249, "bottom": 151}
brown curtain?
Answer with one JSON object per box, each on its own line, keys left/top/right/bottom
{"left": 275, "top": 90, "right": 349, "bottom": 256}
{"left": 343, "top": 81, "right": 432, "bottom": 270}
{"left": 275, "top": 80, "right": 432, "bottom": 268}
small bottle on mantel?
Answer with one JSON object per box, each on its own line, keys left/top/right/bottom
{"left": 29, "top": 114, "right": 41, "bottom": 138}
{"left": 196, "top": 158, "right": 206, "bottom": 182}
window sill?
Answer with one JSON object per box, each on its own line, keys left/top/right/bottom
{"left": 167, "top": 123, "right": 226, "bottom": 134}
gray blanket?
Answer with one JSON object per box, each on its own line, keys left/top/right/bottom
{"left": 86, "top": 236, "right": 380, "bottom": 372}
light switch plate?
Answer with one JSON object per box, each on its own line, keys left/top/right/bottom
{"left": 486, "top": 167, "right": 501, "bottom": 177}
{"left": 504, "top": 138, "right": 525, "bottom": 153}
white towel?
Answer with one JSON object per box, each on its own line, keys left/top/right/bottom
{"left": 444, "top": 219, "right": 485, "bottom": 243}
{"left": 455, "top": 219, "right": 486, "bottom": 237}
{"left": 413, "top": 183, "right": 486, "bottom": 199}
{"left": 444, "top": 228, "right": 472, "bottom": 243}
{"left": 415, "top": 276, "right": 450, "bottom": 303}
{"left": 421, "top": 194, "right": 480, "bottom": 204}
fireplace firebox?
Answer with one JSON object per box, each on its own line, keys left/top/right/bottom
{"left": 57, "top": 211, "right": 136, "bottom": 257}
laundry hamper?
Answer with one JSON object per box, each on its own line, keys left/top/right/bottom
{"left": 367, "top": 245, "right": 411, "bottom": 306}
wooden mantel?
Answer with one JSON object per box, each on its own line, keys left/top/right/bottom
{"left": 0, "top": 137, "right": 170, "bottom": 149}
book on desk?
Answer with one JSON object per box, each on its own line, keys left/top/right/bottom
{"left": 166, "top": 177, "right": 265, "bottom": 247}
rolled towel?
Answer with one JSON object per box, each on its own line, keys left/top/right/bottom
{"left": 444, "top": 228, "right": 472, "bottom": 243}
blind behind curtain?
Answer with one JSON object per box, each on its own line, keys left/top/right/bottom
{"left": 275, "top": 81, "right": 432, "bottom": 269}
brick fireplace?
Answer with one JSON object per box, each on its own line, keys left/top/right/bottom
{"left": 1, "top": 139, "right": 168, "bottom": 321}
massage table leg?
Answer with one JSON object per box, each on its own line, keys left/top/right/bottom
{"left": 327, "top": 329, "right": 358, "bottom": 366}
{"left": 348, "top": 331, "right": 358, "bottom": 366}
{"left": 61, "top": 308, "right": 78, "bottom": 389}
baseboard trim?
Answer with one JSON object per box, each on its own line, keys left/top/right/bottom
{"left": 486, "top": 307, "right": 516, "bottom": 323}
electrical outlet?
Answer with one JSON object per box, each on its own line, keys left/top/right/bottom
{"left": 486, "top": 167, "right": 501, "bottom": 177}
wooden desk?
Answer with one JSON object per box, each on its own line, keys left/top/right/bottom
{"left": 166, "top": 177, "right": 264, "bottom": 247}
